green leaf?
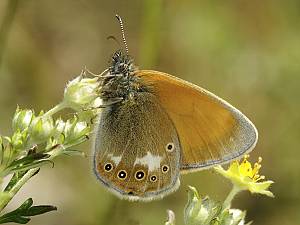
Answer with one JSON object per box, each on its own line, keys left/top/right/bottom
{"left": 22, "top": 205, "right": 57, "bottom": 217}
{"left": 4, "top": 170, "right": 40, "bottom": 192}
{"left": 7, "top": 153, "right": 50, "bottom": 169}
{"left": 4, "top": 171, "right": 27, "bottom": 192}
{"left": 63, "top": 149, "right": 86, "bottom": 157}
{"left": 18, "top": 198, "right": 33, "bottom": 211}
{"left": 0, "top": 216, "right": 30, "bottom": 224}
{"left": 3, "top": 153, "right": 50, "bottom": 175}
{"left": 0, "top": 198, "right": 57, "bottom": 224}
{"left": 8, "top": 160, "right": 52, "bottom": 174}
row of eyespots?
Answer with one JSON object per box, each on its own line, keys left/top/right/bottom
{"left": 116, "top": 169, "right": 157, "bottom": 182}
{"left": 103, "top": 163, "right": 169, "bottom": 182}
{"left": 103, "top": 142, "right": 173, "bottom": 174}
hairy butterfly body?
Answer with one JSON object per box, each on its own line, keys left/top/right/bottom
{"left": 92, "top": 15, "right": 258, "bottom": 201}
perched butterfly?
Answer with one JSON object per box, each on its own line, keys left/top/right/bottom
{"left": 91, "top": 15, "right": 258, "bottom": 201}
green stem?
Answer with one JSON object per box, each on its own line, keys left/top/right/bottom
{"left": 43, "top": 102, "right": 66, "bottom": 117}
{"left": 0, "top": 0, "right": 20, "bottom": 67}
{"left": 223, "top": 185, "right": 240, "bottom": 210}
{"left": 0, "top": 145, "right": 65, "bottom": 213}
{"left": 0, "top": 168, "right": 38, "bottom": 212}
{"left": 140, "top": 0, "right": 163, "bottom": 68}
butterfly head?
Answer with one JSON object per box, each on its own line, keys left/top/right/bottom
{"left": 109, "top": 50, "right": 135, "bottom": 77}
{"left": 99, "top": 15, "right": 149, "bottom": 101}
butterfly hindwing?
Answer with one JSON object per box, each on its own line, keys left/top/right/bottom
{"left": 92, "top": 92, "right": 181, "bottom": 201}
{"left": 137, "top": 70, "right": 258, "bottom": 172}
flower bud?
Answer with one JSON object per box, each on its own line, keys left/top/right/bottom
{"left": 54, "top": 118, "right": 66, "bottom": 135}
{"left": 165, "top": 210, "right": 175, "bottom": 225}
{"left": 11, "top": 130, "right": 27, "bottom": 150}
{"left": 184, "top": 186, "right": 221, "bottom": 225}
{"left": 63, "top": 117, "right": 90, "bottom": 144}
{"left": 48, "top": 118, "right": 66, "bottom": 145}
{"left": 12, "top": 108, "right": 34, "bottom": 132}
{"left": 228, "top": 209, "right": 246, "bottom": 225}
{"left": 63, "top": 75, "right": 100, "bottom": 111}
{"left": 28, "top": 115, "right": 54, "bottom": 145}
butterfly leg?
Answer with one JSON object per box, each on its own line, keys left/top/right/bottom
{"left": 83, "top": 67, "right": 109, "bottom": 77}
{"left": 82, "top": 98, "right": 123, "bottom": 111}
{"left": 83, "top": 67, "right": 123, "bottom": 79}
{"left": 97, "top": 98, "right": 123, "bottom": 107}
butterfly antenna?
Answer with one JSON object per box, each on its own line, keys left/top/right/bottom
{"left": 107, "top": 35, "right": 121, "bottom": 47}
{"left": 115, "top": 14, "right": 129, "bottom": 54}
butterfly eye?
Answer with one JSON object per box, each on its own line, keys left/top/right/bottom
{"left": 135, "top": 170, "right": 145, "bottom": 180}
{"left": 117, "top": 170, "right": 127, "bottom": 180}
{"left": 150, "top": 175, "right": 157, "bottom": 182}
{"left": 104, "top": 163, "right": 113, "bottom": 172}
{"left": 162, "top": 165, "right": 169, "bottom": 173}
{"left": 166, "top": 143, "right": 174, "bottom": 152}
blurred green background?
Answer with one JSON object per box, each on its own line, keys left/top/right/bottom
{"left": 0, "top": 0, "right": 299, "bottom": 224}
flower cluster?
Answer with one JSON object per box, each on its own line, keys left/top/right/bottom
{"left": 0, "top": 70, "right": 102, "bottom": 223}
{"left": 171, "top": 155, "right": 274, "bottom": 225}
{"left": 184, "top": 186, "right": 247, "bottom": 225}
{"left": 0, "top": 73, "right": 101, "bottom": 177}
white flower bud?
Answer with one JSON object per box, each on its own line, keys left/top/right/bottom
{"left": 63, "top": 75, "right": 100, "bottom": 111}
{"left": 28, "top": 115, "right": 54, "bottom": 145}
{"left": 12, "top": 108, "right": 34, "bottom": 132}
{"left": 184, "top": 186, "right": 221, "bottom": 225}
{"left": 64, "top": 117, "right": 90, "bottom": 144}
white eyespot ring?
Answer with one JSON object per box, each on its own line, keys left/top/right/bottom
{"left": 117, "top": 170, "right": 127, "bottom": 180}
{"left": 104, "top": 163, "right": 113, "bottom": 172}
{"left": 166, "top": 143, "right": 175, "bottom": 152}
{"left": 162, "top": 165, "right": 169, "bottom": 173}
{"left": 150, "top": 175, "right": 157, "bottom": 182}
{"left": 135, "top": 170, "right": 145, "bottom": 181}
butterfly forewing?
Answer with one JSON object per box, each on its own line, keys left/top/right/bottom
{"left": 137, "top": 70, "right": 258, "bottom": 172}
{"left": 92, "top": 92, "right": 181, "bottom": 201}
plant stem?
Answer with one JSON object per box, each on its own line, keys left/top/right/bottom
{"left": 0, "top": 143, "right": 66, "bottom": 213}
{"left": 0, "top": 0, "right": 20, "bottom": 67}
{"left": 223, "top": 185, "right": 240, "bottom": 210}
{"left": 0, "top": 168, "right": 38, "bottom": 212}
{"left": 43, "top": 102, "right": 66, "bottom": 117}
{"left": 140, "top": 0, "right": 163, "bottom": 68}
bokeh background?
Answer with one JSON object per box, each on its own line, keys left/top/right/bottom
{"left": 0, "top": 0, "right": 299, "bottom": 224}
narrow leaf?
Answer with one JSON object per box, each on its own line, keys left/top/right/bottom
{"left": 0, "top": 198, "right": 56, "bottom": 224}
{"left": 0, "top": 215, "right": 30, "bottom": 224}
{"left": 23, "top": 205, "right": 57, "bottom": 216}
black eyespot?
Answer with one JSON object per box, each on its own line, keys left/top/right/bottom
{"left": 166, "top": 143, "right": 174, "bottom": 152}
{"left": 128, "top": 191, "right": 134, "bottom": 195}
{"left": 117, "top": 170, "right": 127, "bottom": 180}
{"left": 104, "top": 163, "right": 113, "bottom": 172}
{"left": 150, "top": 175, "right": 157, "bottom": 182}
{"left": 135, "top": 170, "right": 145, "bottom": 180}
{"left": 162, "top": 165, "right": 169, "bottom": 173}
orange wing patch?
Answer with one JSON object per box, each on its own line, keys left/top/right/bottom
{"left": 137, "top": 70, "right": 258, "bottom": 172}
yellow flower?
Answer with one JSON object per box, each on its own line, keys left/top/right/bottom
{"left": 214, "top": 155, "right": 274, "bottom": 197}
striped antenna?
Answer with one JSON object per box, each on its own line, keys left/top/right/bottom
{"left": 115, "top": 14, "right": 129, "bottom": 54}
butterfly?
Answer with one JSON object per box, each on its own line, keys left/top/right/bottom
{"left": 91, "top": 15, "right": 257, "bottom": 201}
